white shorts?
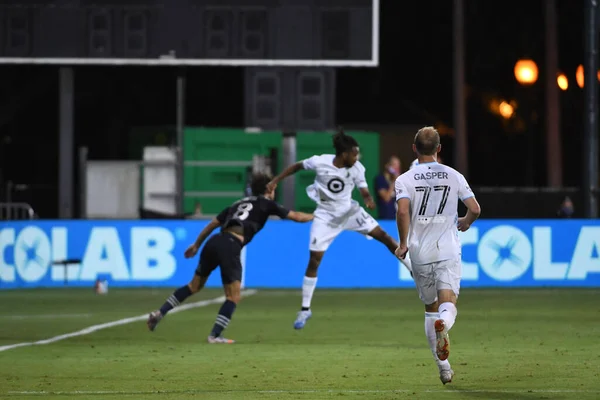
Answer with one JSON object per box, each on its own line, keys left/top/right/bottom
{"left": 412, "top": 258, "right": 462, "bottom": 305}
{"left": 309, "top": 205, "right": 379, "bottom": 252}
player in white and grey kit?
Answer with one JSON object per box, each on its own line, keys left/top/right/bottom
{"left": 268, "top": 129, "right": 413, "bottom": 329}
{"left": 394, "top": 126, "right": 481, "bottom": 385}
{"left": 410, "top": 155, "right": 442, "bottom": 170}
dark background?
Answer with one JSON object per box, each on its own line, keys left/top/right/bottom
{"left": 0, "top": 0, "right": 591, "bottom": 218}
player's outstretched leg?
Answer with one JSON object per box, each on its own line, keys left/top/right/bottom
{"left": 208, "top": 280, "right": 241, "bottom": 343}
{"left": 424, "top": 308, "right": 454, "bottom": 384}
{"left": 434, "top": 290, "right": 458, "bottom": 362}
{"left": 368, "top": 226, "right": 413, "bottom": 275}
{"left": 294, "top": 251, "right": 323, "bottom": 329}
{"left": 147, "top": 275, "right": 206, "bottom": 331}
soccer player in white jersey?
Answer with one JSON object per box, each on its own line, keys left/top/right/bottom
{"left": 411, "top": 155, "right": 442, "bottom": 170}
{"left": 394, "top": 126, "right": 481, "bottom": 385}
{"left": 268, "top": 128, "right": 413, "bottom": 329}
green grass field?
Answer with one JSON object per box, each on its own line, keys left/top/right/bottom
{"left": 0, "top": 288, "right": 598, "bottom": 400}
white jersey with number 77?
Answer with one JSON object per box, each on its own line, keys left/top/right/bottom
{"left": 394, "top": 161, "right": 474, "bottom": 265}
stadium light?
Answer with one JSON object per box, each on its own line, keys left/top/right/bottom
{"left": 574, "top": 64, "right": 600, "bottom": 88}
{"left": 514, "top": 59, "right": 538, "bottom": 85}
{"left": 577, "top": 64, "right": 584, "bottom": 88}
{"left": 557, "top": 73, "right": 569, "bottom": 91}
{"left": 498, "top": 101, "right": 515, "bottom": 119}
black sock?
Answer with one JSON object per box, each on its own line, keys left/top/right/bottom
{"left": 301, "top": 307, "right": 310, "bottom": 311}
{"left": 159, "top": 285, "right": 193, "bottom": 316}
{"left": 210, "top": 300, "right": 237, "bottom": 337}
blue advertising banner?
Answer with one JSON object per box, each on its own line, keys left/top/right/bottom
{"left": 0, "top": 220, "right": 599, "bottom": 289}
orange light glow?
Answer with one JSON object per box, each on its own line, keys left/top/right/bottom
{"left": 557, "top": 74, "right": 568, "bottom": 91}
{"left": 498, "top": 101, "right": 514, "bottom": 119}
{"left": 576, "top": 64, "right": 584, "bottom": 88}
{"left": 514, "top": 59, "right": 539, "bottom": 85}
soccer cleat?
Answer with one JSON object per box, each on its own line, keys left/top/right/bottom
{"left": 293, "top": 310, "right": 312, "bottom": 330}
{"left": 439, "top": 368, "right": 454, "bottom": 385}
{"left": 147, "top": 311, "right": 163, "bottom": 332}
{"left": 207, "top": 336, "right": 235, "bottom": 344}
{"left": 434, "top": 319, "right": 450, "bottom": 361}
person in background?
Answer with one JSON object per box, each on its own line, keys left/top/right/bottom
{"left": 193, "top": 202, "right": 203, "bottom": 216}
{"left": 374, "top": 156, "right": 401, "bottom": 219}
{"left": 186, "top": 202, "right": 204, "bottom": 219}
{"left": 557, "top": 196, "right": 574, "bottom": 218}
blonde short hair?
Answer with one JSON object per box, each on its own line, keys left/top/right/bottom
{"left": 414, "top": 126, "right": 440, "bottom": 156}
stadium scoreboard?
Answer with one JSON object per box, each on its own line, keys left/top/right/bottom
{"left": 0, "top": 0, "right": 379, "bottom": 67}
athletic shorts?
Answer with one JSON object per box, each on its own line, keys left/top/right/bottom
{"left": 195, "top": 232, "right": 243, "bottom": 284}
{"left": 411, "top": 257, "right": 462, "bottom": 305}
{"left": 309, "top": 204, "right": 379, "bottom": 252}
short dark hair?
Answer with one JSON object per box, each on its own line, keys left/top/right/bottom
{"left": 250, "top": 173, "right": 272, "bottom": 196}
{"left": 332, "top": 127, "right": 359, "bottom": 155}
{"left": 414, "top": 126, "right": 440, "bottom": 156}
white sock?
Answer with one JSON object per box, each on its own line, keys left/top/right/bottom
{"left": 301, "top": 276, "right": 318, "bottom": 309}
{"left": 425, "top": 312, "right": 451, "bottom": 371}
{"left": 438, "top": 302, "right": 458, "bottom": 331}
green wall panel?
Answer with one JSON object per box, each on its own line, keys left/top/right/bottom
{"left": 181, "top": 128, "right": 380, "bottom": 217}
{"left": 183, "top": 128, "right": 282, "bottom": 214}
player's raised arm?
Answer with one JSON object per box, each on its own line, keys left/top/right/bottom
{"left": 267, "top": 162, "right": 304, "bottom": 191}
{"left": 286, "top": 210, "right": 314, "bottom": 222}
{"left": 268, "top": 155, "right": 319, "bottom": 192}
{"left": 184, "top": 207, "right": 227, "bottom": 258}
{"left": 267, "top": 197, "right": 314, "bottom": 223}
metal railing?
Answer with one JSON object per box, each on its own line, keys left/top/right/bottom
{"left": 0, "top": 202, "right": 36, "bottom": 220}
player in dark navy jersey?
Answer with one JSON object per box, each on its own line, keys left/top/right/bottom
{"left": 214, "top": 193, "right": 292, "bottom": 246}
{"left": 147, "top": 174, "right": 313, "bottom": 343}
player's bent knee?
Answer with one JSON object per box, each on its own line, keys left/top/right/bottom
{"left": 307, "top": 251, "right": 324, "bottom": 273}
{"left": 224, "top": 281, "right": 242, "bottom": 304}
{"left": 367, "top": 225, "right": 382, "bottom": 237}
{"left": 226, "top": 294, "right": 241, "bottom": 304}
{"left": 309, "top": 252, "right": 324, "bottom": 265}
{"left": 188, "top": 275, "right": 207, "bottom": 293}
{"left": 437, "top": 289, "right": 457, "bottom": 304}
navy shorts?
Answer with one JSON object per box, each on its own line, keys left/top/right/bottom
{"left": 195, "top": 232, "right": 243, "bottom": 284}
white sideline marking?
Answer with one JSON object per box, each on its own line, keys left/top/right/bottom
{"left": 0, "top": 289, "right": 257, "bottom": 353}
{"left": 6, "top": 389, "right": 600, "bottom": 396}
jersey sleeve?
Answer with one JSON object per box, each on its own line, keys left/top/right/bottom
{"left": 268, "top": 200, "right": 290, "bottom": 219}
{"left": 353, "top": 162, "right": 368, "bottom": 189}
{"left": 216, "top": 206, "right": 230, "bottom": 223}
{"left": 458, "top": 174, "right": 475, "bottom": 201}
{"left": 301, "top": 155, "right": 319, "bottom": 171}
{"left": 394, "top": 177, "right": 410, "bottom": 201}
